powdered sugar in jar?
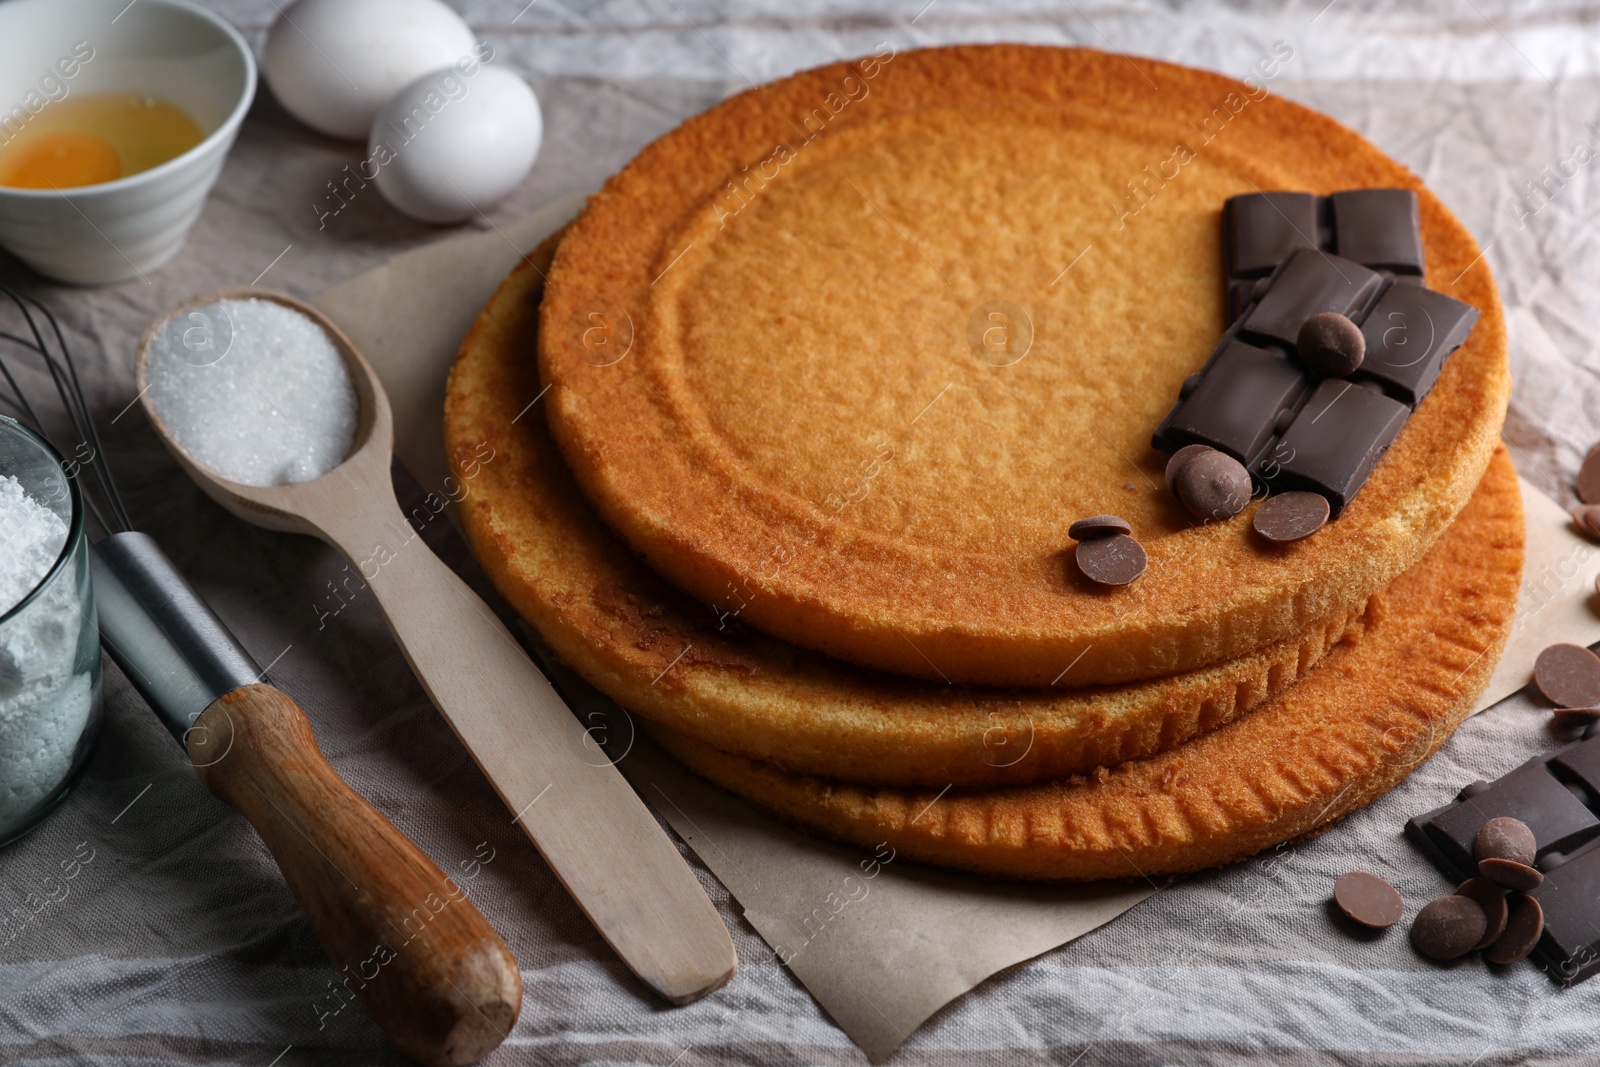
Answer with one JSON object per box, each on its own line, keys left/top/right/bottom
{"left": 0, "top": 417, "right": 100, "bottom": 845}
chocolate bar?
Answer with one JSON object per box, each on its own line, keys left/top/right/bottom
{"left": 1407, "top": 726, "right": 1600, "bottom": 985}
{"left": 1153, "top": 191, "right": 1480, "bottom": 518}
{"left": 1224, "top": 188, "right": 1426, "bottom": 320}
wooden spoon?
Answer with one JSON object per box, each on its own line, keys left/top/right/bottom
{"left": 135, "top": 287, "right": 736, "bottom": 1005}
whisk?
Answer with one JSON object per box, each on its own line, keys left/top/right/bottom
{"left": 0, "top": 286, "right": 520, "bottom": 1067}
{"left": 0, "top": 286, "right": 130, "bottom": 537}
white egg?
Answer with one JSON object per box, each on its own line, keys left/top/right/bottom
{"left": 369, "top": 65, "right": 542, "bottom": 224}
{"left": 264, "top": 0, "right": 478, "bottom": 140}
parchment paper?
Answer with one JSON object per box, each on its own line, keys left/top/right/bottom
{"left": 313, "top": 202, "right": 1600, "bottom": 1062}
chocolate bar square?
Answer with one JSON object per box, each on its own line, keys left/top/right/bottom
{"left": 1533, "top": 842, "right": 1600, "bottom": 985}
{"left": 1242, "top": 248, "right": 1384, "bottom": 348}
{"left": 1330, "top": 189, "right": 1425, "bottom": 275}
{"left": 1254, "top": 379, "right": 1408, "bottom": 516}
{"left": 1156, "top": 338, "right": 1308, "bottom": 464}
{"left": 1224, "top": 191, "right": 1320, "bottom": 279}
{"left": 1354, "top": 283, "right": 1479, "bottom": 406}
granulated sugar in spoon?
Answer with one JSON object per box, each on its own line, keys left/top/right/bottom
{"left": 136, "top": 287, "right": 736, "bottom": 1006}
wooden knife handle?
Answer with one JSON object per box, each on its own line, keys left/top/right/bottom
{"left": 187, "top": 683, "right": 521, "bottom": 1066}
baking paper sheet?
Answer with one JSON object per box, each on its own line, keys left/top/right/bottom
{"left": 314, "top": 202, "right": 1600, "bottom": 1062}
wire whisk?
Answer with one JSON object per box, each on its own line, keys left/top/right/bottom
{"left": 0, "top": 284, "right": 131, "bottom": 537}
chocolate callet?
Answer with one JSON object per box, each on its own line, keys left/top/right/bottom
{"left": 1333, "top": 871, "right": 1403, "bottom": 929}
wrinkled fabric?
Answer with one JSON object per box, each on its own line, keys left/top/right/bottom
{"left": 2, "top": 2, "right": 1600, "bottom": 1064}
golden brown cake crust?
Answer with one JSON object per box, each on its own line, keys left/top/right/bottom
{"left": 537, "top": 44, "right": 1511, "bottom": 687}
{"left": 449, "top": 245, "right": 1369, "bottom": 789}
{"left": 648, "top": 448, "right": 1524, "bottom": 880}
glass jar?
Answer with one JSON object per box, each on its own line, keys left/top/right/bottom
{"left": 0, "top": 416, "right": 101, "bottom": 846}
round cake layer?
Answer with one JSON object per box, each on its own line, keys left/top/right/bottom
{"left": 448, "top": 246, "right": 1381, "bottom": 788}
{"left": 647, "top": 447, "right": 1524, "bottom": 880}
{"left": 538, "top": 44, "right": 1510, "bottom": 687}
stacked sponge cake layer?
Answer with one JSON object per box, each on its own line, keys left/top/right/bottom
{"left": 443, "top": 46, "right": 1521, "bottom": 879}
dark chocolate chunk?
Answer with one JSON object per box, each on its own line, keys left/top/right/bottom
{"left": 1333, "top": 871, "right": 1403, "bottom": 929}
{"left": 1175, "top": 450, "right": 1251, "bottom": 521}
{"left": 1329, "top": 189, "right": 1426, "bottom": 274}
{"left": 1529, "top": 842, "right": 1600, "bottom": 982}
{"left": 1076, "top": 534, "right": 1146, "bottom": 587}
{"left": 1252, "top": 491, "right": 1329, "bottom": 543}
{"left": 1486, "top": 893, "right": 1544, "bottom": 965}
{"left": 1580, "top": 443, "right": 1600, "bottom": 505}
{"left": 1253, "top": 380, "right": 1409, "bottom": 517}
{"left": 1168, "top": 188, "right": 1471, "bottom": 522}
{"left": 1411, "top": 896, "right": 1487, "bottom": 960}
{"left": 1068, "top": 515, "right": 1132, "bottom": 540}
{"left": 1158, "top": 340, "right": 1309, "bottom": 465}
{"left": 1296, "top": 311, "right": 1365, "bottom": 378}
{"left": 1479, "top": 857, "right": 1545, "bottom": 891}
{"left": 1353, "top": 283, "right": 1478, "bottom": 406}
{"left": 1407, "top": 750, "right": 1600, "bottom": 874}
{"left": 1225, "top": 191, "right": 1319, "bottom": 278}
{"left": 1164, "top": 443, "right": 1212, "bottom": 494}
{"left": 1534, "top": 644, "right": 1600, "bottom": 709}
{"left": 1474, "top": 816, "right": 1537, "bottom": 866}
{"left": 1455, "top": 877, "right": 1509, "bottom": 950}
{"left": 1242, "top": 248, "right": 1384, "bottom": 348}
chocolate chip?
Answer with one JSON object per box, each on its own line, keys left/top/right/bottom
{"left": 1075, "top": 534, "right": 1147, "bottom": 587}
{"left": 1579, "top": 443, "right": 1600, "bottom": 505}
{"left": 1332, "top": 871, "right": 1403, "bottom": 929}
{"left": 1164, "top": 443, "right": 1212, "bottom": 494}
{"left": 1473, "top": 816, "right": 1537, "bottom": 866}
{"left": 1455, "top": 877, "right": 1509, "bottom": 950}
{"left": 1068, "top": 515, "right": 1132, "bottom": 541}
{"left": 1534, "top": 643, "right": 1600, "bottom": 708}
{"left": 1297, "top": 311, "right": 1366, "bottom": 378}
{"left": 1411, "top": 895, "right": 1488, "bottom": 960}
{"left": 1478, "top": 857, "right": 1545, "bottom": 891}
{"left": 1485, "top": 893, "right": 1544, "bottom": 965}
{"left": 1252, "top": 491, "right": 1330, "bottom": 543}
{"left": 1175, "top": 449, "right": 1251, "bottom": 521}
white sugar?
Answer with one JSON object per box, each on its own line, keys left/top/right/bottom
{"left": 0, "top": 473, "right": 89, "bottom": 830}
{"left": 145, "top": 298, "right": 358, "bottom": 487}
{"left": 0, "top": 474, "right": 68, "bottom": 615}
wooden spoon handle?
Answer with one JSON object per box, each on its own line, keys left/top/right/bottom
{"left": 319, "top": 501, "right": 736, "bottom": 1004}
{"left": 188, "top": 684, "right": 521, "bottom": 1066}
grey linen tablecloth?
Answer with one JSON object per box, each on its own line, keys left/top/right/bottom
{"left": 6, "top": 1, "right": 1600, "bottom": 1063}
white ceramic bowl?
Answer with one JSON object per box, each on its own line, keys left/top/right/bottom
{"left": 0, "top": 0, "right": 255, "bottom": 285}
